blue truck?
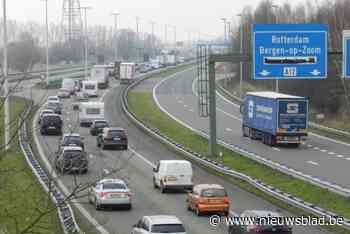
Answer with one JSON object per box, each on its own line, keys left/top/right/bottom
{"left": 241, "top": 92, "right": 308, "bottom": 146}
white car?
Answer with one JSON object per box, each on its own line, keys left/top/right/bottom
{"left": 153, "top": 160, "right": 193, "bottom": 193}
{"left": 132, "top": 215, "right": 186, "bottom": 234}
{"left": 88, "top": 178, "right": 132, "bottom": 210}
{"left": 47, "top": 95, "right": 60, "bottom": 103}
{"left": 38, "top": 109, "right": 54, "bottom": 123}
{"left": 57, "top": 88, "right": 71, "bottom": 98}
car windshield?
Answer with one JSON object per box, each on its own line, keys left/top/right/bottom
{"left": 63, "top": 136, "right": 81, "bottom": 145}
{"left": 86, "top": 108, "right": 100, "bottom": 114}
{"left": 151, "top": 224, "right": 185, "bottom": 233}
{"left": 63, "top": 150, "right": 83, "bottom": 159}
{"left": 110, "top": 130, "right": 124, "bottom": 137}
{"left": 201, "top": 188, "right": 227, "bottom": 197}
{"left": 48, "top": 103, "right": 59, "bottom": 108}
{"left": 95, "top": 122, "right": 108, "bottom": 127}
{"left": 102, "top": 183, "right": 126, "bottom": 190}
{"left": 85, "top": 84, "right": 95, "bottom": 90}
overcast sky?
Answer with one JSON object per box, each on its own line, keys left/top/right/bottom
{"left": 5, "top": 0, "right": 304, "bottom": 41}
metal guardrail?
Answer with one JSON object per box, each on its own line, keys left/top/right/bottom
{"left": 121, "top": 69, "right": 350, "bottom": 231}
{"left": 18, "top": 107, "right": 81, "bottom": 234}
{"left": 216, "top": 81, "right": 350, "bottom": 138}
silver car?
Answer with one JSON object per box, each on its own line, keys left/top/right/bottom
{"left": 88, "top": 178, "right": 132, "bottom": 210}
{"left": 132, "top": 215, "right": 186, "bottom": 234}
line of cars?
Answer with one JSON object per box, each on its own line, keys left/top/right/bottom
{"left": 38, "top": 72, "right": 292, "bottom": 234}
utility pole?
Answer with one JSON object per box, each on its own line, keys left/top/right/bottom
{"left": 2, "top": 0, "right": 9, "bottom": 150}
{"left": 237, "top": 14, "right": 243, "bottom": 98}
{"left": 221, "top": 18, "right": 227, "bottom": 42}
{"left": 164, "top": 24, "right": 167, "bottom": 48}
{"left": 150, "top": 21, "right": 155, "bottom": 58}
{"left": 136, "top": 16, "right": 140, "bottom": 62}
{"left": 81, "top": 6, "right": 91, "bottom": 79}
{"left": 173, "top": 25, "right": 176, "bottom": 47}
{"left": 42, "top": 0, "right": 49, "bottom": 86}
{"left": 112, "top": 12, "right": 120, "bottom": 61}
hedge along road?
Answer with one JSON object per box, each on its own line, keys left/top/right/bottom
{"left": 153, "top": 67, "right": 350, "bottom": 190}
{"left": 20, "top": 67, "right": 327, "bottom": 234}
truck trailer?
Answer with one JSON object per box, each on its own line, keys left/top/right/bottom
{"left": 241, "top": 91, "right": 308, "bottom": 146}
{"left": 89, "top": 65, "right": 109, "bottom": 89}
{"left": 120, "top": 63, "right": 136, "bottom": 84}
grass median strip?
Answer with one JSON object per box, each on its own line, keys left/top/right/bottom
{"left": 0, "top": 98, "right": 62, "bottom": 234}
{"left": 127, "top": 90, "right": 350, "bottom": 227}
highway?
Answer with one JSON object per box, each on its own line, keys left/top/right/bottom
{"left": 153, "top": 68, "right": 350, "bottom": 190}
{"left": 19, "top": 72, "right": 328, "bottom": 234}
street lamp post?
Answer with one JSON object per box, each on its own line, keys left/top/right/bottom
{"left": 112, "top": 12, "right": 120, "bottom": 61}
{"left": 81, "top": 7, "right": 91, "bottom": 79}
{"left": 42, "top": 0, "right": 49, "bottom": 87}
{"left": 3, "top": 0, "right": 10, "bottom": 150}
{"left": 237, "top": 14, "right": 243, "bottom": 98}
{"left": 221, "top": 18, "right": 227, "bottom": 42}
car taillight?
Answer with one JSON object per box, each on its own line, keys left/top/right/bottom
{"left": 198, "top": 198, "right": 206, "bottom": 204}
{"left": 224, "top": 197, "right": 230, "bottom": 204}
{"left": 127, "top": 192, "right": 133, "bottom": 197}
{"left": 100, "top": 192, "right": 108, "bottom": 198}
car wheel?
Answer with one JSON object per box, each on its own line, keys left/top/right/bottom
{"left": 124, "top": 145, "right": 128, "bottom": 150}
{"left": 95, "top": 198, "right": 101, "bottom": 210}
{"left": 195, "top": 207, "right": 201, "bottom": 216}
{"left": 127, "top": 204, "right": 132, "bottom": 210}
{"left": 187, "top": 203, "right": 191, "bottom": 211}
{"left": 101, "top": 143, "right": 106, "bottom": 150}
{"left": 160, "top": 183, "right": 166, "bottom": 193}
{"left": 224, "top": 211, "right": 229, "bottom": 216}
{"left": 153, "top": 177, "right": 158, "bottom": 188}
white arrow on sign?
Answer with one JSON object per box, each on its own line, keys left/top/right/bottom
{"left": 260, "top": 70, "right": 270, "bottom": 76}
{"left": 310, "top": 69, "right": 321, "bottom": 76}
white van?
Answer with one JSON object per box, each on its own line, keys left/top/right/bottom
{"left": 61, "top": 78, "right": 76, "bottom": 95}
{"left": 82, "top": 80, "right": 98, "bottom": 97}
{"left": 79, "top": 102, "right": 105, "bottom": 127}
{"left": 153, "top": 160, "right": 193, "bottom": 193}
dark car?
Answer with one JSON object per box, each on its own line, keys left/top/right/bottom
{"left": 228, "top": 210, "right": 292, "bottom": 234}
{"left": 90, "top": 119, "right": 109, "bottom": 136}
{"left": 40, "top": 114, "right": 62, "bottom": 135}
{"left": 55, "top": 146, "right": 88, "bottom": 174}
{"left": 97, "top": 127, "right": 128, "bottom": 150}
{"left": 46, "top": 101, "right": 62, "bottom": 114}
{"left": 60, "top": 133, "right": 85, "bottom": 150}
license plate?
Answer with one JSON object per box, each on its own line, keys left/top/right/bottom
{"left": 110, "top": 193, "right": 122, "bottom": 198}
{"left": 48, "top": 126, "right": 56, "bottom": 129}
{"left": 209, "top": 199, "right": 221, "bottom": 203}
{"left": 113, "top": 137, "right": 120, "bottom": 141}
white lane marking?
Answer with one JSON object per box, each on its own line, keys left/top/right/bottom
{"left": 320, "top": 149, "right": 327, "bottom": 153}
{"left": 272, "top": 147, "right": 281, "bottom": 151}
{"left": 189, "top": 109, "right": 194, "bottom": 112}
{"left": 313, "top": 147, "right": 319, "bottom": 150}
{"left": 129, "top": 148, "right": 155, "bottom": 168}
{"left": 33, "top": 105, "right": 110, "bottom": 234}
{"left": 328, "top": 152, "right": 335, "bottom": 155}
{"left": 307, "top": 144, "right": 313, "bottom": 147}
{"left": 346, "top": 158, "right": 350, "bottom": 160}
{"left": 226, "top": 128, "right": 233, "bottom": 132}
{"left": 184, "top": 105, "right": 188, "bottom": 108}
{"left": 89, "top": 154, "right": 94, "bottom": 159}
{"left": 337, "top": 155, "right": 344, "bottom": 158}
{"left": 217, "top": 108, "right": 242, "bottom": 121}
{"left": 66, "top": 118, "right": 70, "bottom": 121}
{"left": 307, "top": 161, "right": 319, "bottom": 166}
{"left": 68, "top": 124, "right": 72, "bottom": 128}
{"left": 178, "top": 100, "right": 183, "bottom": 104}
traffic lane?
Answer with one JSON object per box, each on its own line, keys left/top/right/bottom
{"left": 158, "top": 69, "right": 350, "bottom": 187}
{"left": 35, "top": 84, "right": 228, "bottom": 233}
{"left": 115, "top": 79, "right": 328, "bottom": 234}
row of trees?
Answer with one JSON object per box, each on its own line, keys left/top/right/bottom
{"left": 230, "top": 0, "right": 350, "bottom": 115}
{"left": 0, "top": 19, "right": 165, "bottom": 73}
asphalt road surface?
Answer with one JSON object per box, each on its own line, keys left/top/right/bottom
{"left": 24, "top": 74, "right": 329, "bottom": 234}
{"left": 154, "top": 68, "right": 350, "bottom": 190}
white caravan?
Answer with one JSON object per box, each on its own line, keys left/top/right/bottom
{"left": 79, "top": 102, "right": 105, "bottom": 127}
{"left": 82, "top": 80, "right": 98, "bottom": 97}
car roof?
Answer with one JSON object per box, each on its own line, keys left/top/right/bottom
{"left": 63, "top": 133, "right": 80, "bottom": 137}
{"left": 48, "top": 96, "right": 59, "bottom": 99}
{"left": 193, "top": 184, "right": 225, "bottom": 190}
{"left": 41, "top": 109, "right": 54, "bottom": 113}
{"left": 145, "top": 215, "right": 183, "bottom": 225}
{"left": 93, "top": 119, "right": 107, "bottom": 123}
{"left": 62, "top": 146, "right": 83, "bottom": 151}
{"left": 159, "top": 160, "right": 191, "bottom": 164}
{"left": 107, "top": 127, "right": 125, "bottom": 131}
{"left": 242, "top": 210, "right": 282, "bottom": 218}
{"left": 99, "top": 178, "right": 126, "bottom": 184}
{"left": 47, "top": 100, "right": 60, "bottom": 104}
{"left": 42, "top": 113, "right": 60, "bottom": 117}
